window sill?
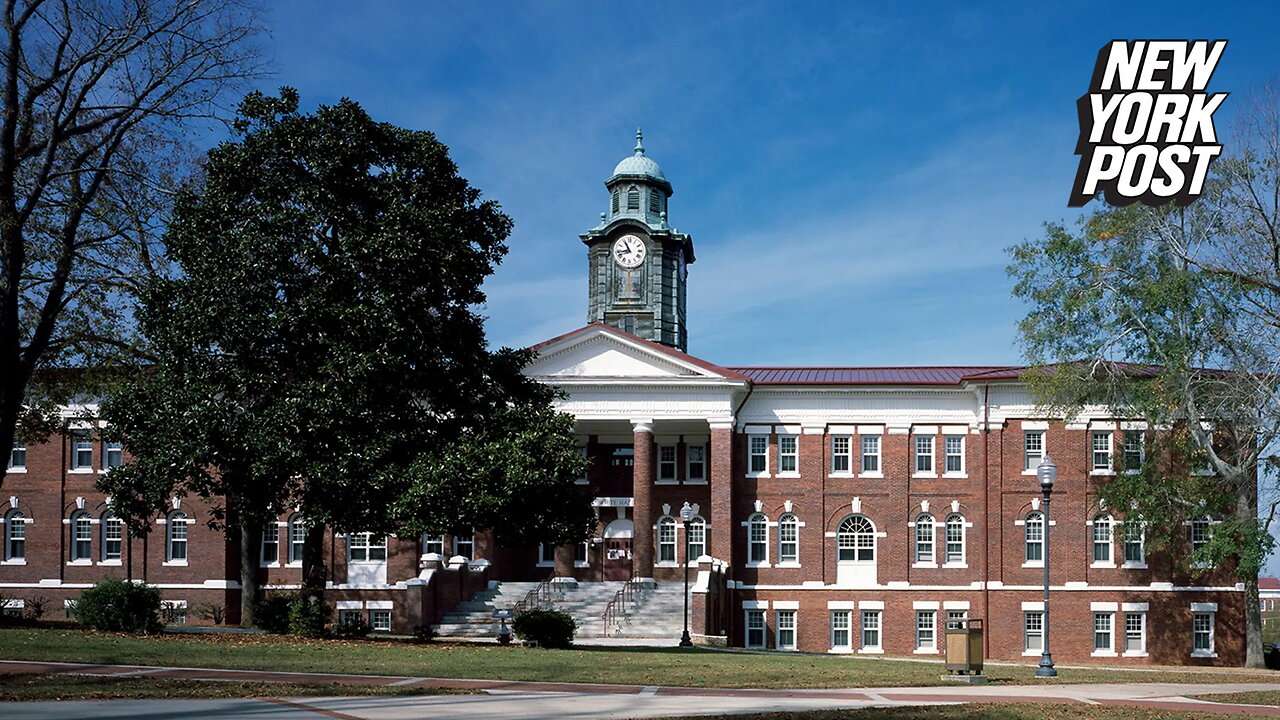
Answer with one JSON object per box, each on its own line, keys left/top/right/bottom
{"left": 654, "top": 562, "right": 680, "bottom": 568}
{"left": 6, "top": 468, "right": 26, "bottom": 474}
{"left": 683, "top": 479, "right": 708, "bottom": 485}
{"left": 829, "top": 472, "right": 855, "bottom": 479}
{"left": 1021, "top": 650, "right": 1042, "bottom": 657}
{"left": 1090, "top": 562, "right": 1117, "bottom": 569}
{"left": 1021, "top": 469, "right": 1037, "bottom": 476}
{"left": 942, "top": 562, "right": 969, "bottom": 569}
{"left": 1121, "top": 562, "right": 1148, "bottom": 569}
{"left": 744, "top": 562, "right": 771, "bottom": 569}
{"left": 1122, "top": 469, "right": 1141, "bottom": 475}
{"left": 531, "top": 560, "right": 554, "bottom": 568}
{"left": 1091, "top": 651, "right": 1118, "bottom": 657}
{"left": 744, "top": 473, "right": 772, "bottom": 479}
{"left": 98, "top": 560, "right": 122, "bottom": 566}
{"left": 942, "top": 472, "right": 968, "bottom": 479}
{"left": 775, "top": 472, "right": 801, "bottom": 479}
{"left": 67, "top": 469, "right": 94, "bottom": 475}
{"left": 776, "top": 646, "right": 798, "bottom": 652}
{"left": 574, "top": 562, "right": 590, "bottom": 568}
{"left": 0, "top": 559, "right": 26, "bottom": 565}
{"left": 912, "top": 562, "right": 938, "bottom": 569}
{"left": 1021, "top": 562, "right": 1044, "bottom": 568}
{"left": 827, "top": 647, "right": 853, "bottom": 654}
{"left": 654, "top": 479, "right": 680, "bottom": 486}
{"left": 260, "top": 562, "right": 282, "bottom": 569}
{"left": 859, "top": 472, "right": 884, "bottom": 479}
{"left": 66, "top": 560, "right": 92, "bottom": 566}
{"left": 856, "top": 648, "right": 883, "bottom": 655}
{"left": 574, "top": 479, "right": 589, "bottom": 485}
{"left": 1122, "top": 651, "right": 1148, "bottom": 657}
{"left": 774, "top": 561, "right": 802, "bottom": 569}
{"left": 1090, "top": 469, "right": 1116, "bottom": 476}
{"left": 163, "top": 561, "right": 189, "bottom": 567}
{"left": 286, "top": 562, "right": 303, "bottom": 568}
{"left": 1191, "top": 650, "right": 1218, "bottom": 658}
{"left": 746, "top": 645, "right": 766, "bottom": 650}
{"left": 913, "top": 648, "right": 940, "bottom": 655}
{"left": 912, "top": 473, "right": 937, "bottom": 479}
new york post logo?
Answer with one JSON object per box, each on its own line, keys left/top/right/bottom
{"left": 1069, "top": 40, "right": 1228, "bottom": 207}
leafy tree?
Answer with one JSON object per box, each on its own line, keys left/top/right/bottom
{"left": 0, "top": 0, "right": 264, "bottom": 486}
{"left": 100, "top": 89, "right": 593, "bottom": 625}
{"left": 1008, "top": 93, "right": 1280, "bottom": 665}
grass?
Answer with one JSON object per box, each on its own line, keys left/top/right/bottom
{"left": 1, "top": 628, "right": 1277, "bottom": 690}
{"left": 0, "top": 673, "right": 467, "bottom": 702}
{"left": 1186, "top": 689, "right": 1280, "bottom": 706}
{"left": 659, "top": 707, "right": 1246, "bottom": 720}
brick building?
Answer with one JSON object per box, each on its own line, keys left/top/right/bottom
{"left": 0, "top": 131, "right": 1248, "bottom": 665}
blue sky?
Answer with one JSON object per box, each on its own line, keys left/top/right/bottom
{"left": 259, "top": 2, "right": 1280, "bottom": 572}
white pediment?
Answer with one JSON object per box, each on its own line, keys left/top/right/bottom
{"left": 526, "top": 326, "right": 723, "bottom": 379}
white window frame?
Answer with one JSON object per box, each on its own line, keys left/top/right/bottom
{"left": 914, "top": 435, "right": 934, "bottom": 476}
{"left": 453, "top": 533, "right": 474, "bottom": 560}
{"left": 1123, "top": 430, "right": 1144, "bottom": 472}
{"left": 288, "top": 514, "right": 306, "bottom": 565}
{"left": 8, "top": 440, "right": 26, "bottom": 472}
{"left": 1124, "top": 612, "right": 1147, "bottom": 656}
{"left": 747, "top": 513, "right": 769, "bottom": 566}
{"left": 1092, "top": 514, "right": 1114, "bottom": 567}
{"left": 915, "top": 610, "right": 936, "bottom": 652}
{"left": 537, "top": 542, "right": 557, "bottom": 567}
{"left": 1091, "top": 431, "right": 1113, "bottom": 472}
{"left": 830, "top": 609, "right": 852, "bottom": 651}
{"left": 686, "top": 516, "right": 706, "bottom": 562}
{"left": 777, "top": 513, "right": 799, "bottom": 565}
{"left": 70, "top": 510, "right": 92, "bottom": 563}
{"left": 943, "top": 435, "right": 965, "bottom": 475}
{"left": 261, "top": 522, "right": 280, "bottom": 566}
{"left": 1122, "top": 521, "right": 1146, "bottom": 568}
{"left": 370, "top": 608, "right": 392, "bottom": 632}
{"left": 1192, "top": 608, "right": 1216, "bottom": 657}
{"left": 831, "top": 435, "right": 852, "bottom": 475}
{"left": 1023, "top": 611, "right": 1044, "bottom": 655}
{"left": 1023, "top": 431, "right": 1044, "bottom": 472}
{"left": 101, "top": 515, "right": 123, "bottom": 563}
{"left": 747, "top": 435, "right": 769, "bottom": 477}
{"left": 70, "top": 430, "right": 93, "bottom": 472}
{"left": 166, "top": 510, "right": 189, "bottom": 565}
{"left": 657, "top": 515, "right": 677, "bottom": 564}
{"left": 776, "top": 609, "right": 797, "bottom": 650}
{"left": 860, "top": 434, "right": 881, "bottom": 475}
{"left": 1024, "top": 512, "right": 1044, "bottom": 566}
{"left": 685, "top": 444, "right": 706, "bottom": 484}
{"left": 348, "top": 532, "right": 387, "bottom": 562}
{"left": 777, "top": 435, "right": 798, "bottom": 476}
{"left": 913, "top": 514, "right": 935, "bottom": 566}
{"left": 102, "top": 439, "right": 124, "bottom": 470}
{"left": 745, "top": 609, "right": 766, "bottom": 649}
{"left": 657, "top": 445, "right": 677, "bottom": 483}
{"left": 837, "top": 514, "right": 875, "bottom": 563}
{"left": 944, "top": 513, "right": 966, "bottom": 566}
{"left": 1093, "top": 612, "right": 1115, "bottom": 655}
{"left": 859, "top": 609, "right": 882, "bottom": 653}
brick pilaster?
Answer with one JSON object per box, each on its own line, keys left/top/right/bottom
{"left": 632, "top": 419, "right": 655, "bottom": 580}
{"left": 708, "top": 421, "right": 735, "bottom": 564}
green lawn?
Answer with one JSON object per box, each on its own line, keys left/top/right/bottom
{"left": 1, "top": 628, "right": 1276, "bottom": 690}
{"left": 0, "top": 673, "right": 464, "bottom": 702}
{"left": 1185, "top": 689, "right": 1280, "bottom": 706}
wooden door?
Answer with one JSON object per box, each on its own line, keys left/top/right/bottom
{"left": 603, "top": 538, "right": 633, "bottom": 581}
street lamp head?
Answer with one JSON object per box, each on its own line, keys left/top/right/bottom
{"left": 679, "top": 501, "right": 694, "bottom": 521}
{"left": 1037, "top": 454, "right": 1057, "bottom": 490}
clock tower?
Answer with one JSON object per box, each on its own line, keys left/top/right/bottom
{"left": 582, "top": 129, "right": 694, "bottom": 351}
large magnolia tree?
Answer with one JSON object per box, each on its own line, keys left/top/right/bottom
{"left": 100, "top": 90, "right": 594, "bottom": 625}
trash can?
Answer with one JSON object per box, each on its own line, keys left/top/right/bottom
{"left": 945, "top": 617, "right": 984, "bottom": 675}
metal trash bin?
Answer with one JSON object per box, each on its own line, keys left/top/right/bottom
{"left": 944, "top": 617, "right": 983, "bottom": 675}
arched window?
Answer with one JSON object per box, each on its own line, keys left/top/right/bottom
{"left": 102, "top": 515, "right": 123, "bottom": 561}
{"left": 4, "top": 509, "right": 25, "bottom": 561}
{"left": 945, "top": 514, "right": 965, "bottom": 564}
{"left": 914, "top": 514, "right": 934, "bottom": 563}
{"left": 687, "top": 516, "right": 706, "bottom": 560}
{"left": 1092, "top": 514, "right": 1113, "bottom": 564}
{"left": 837, "top": 515, "right": 875, "bottom": 562}
{"left": 778, "top": 513, "right": 799, "bottom": 563}
{"left": 657, "top": 516, "right": 676, "bottom": 563}
{"left": 288, "top": 514, "right": 306, "bottom": 564}
{"left": 70, "top": 510, "right": 92, "bottom": 561}
{"left": 626, "top": 186, "right": 640, "bottom": 210}
{"left": 1024, "top": 511, "right": 1044, "bottom": 563}
{"left": 261, "top": 522, "right": 279, "bottom": 565}
{"left": 747, "top": 513, "right": 768, "bottom": 564}
{"left": 166, "top": 511, "right": 188, "bottom": 562}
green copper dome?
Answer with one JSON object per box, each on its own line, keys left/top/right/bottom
{"left": 610, "top": 128, "right": 666, "bottom": 181}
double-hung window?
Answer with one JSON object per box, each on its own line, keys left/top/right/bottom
{"left": 1123, "top": 522, "right": 1145, "bottom": 565}
{"left": 686, "top": 516, "right": 706, "bottom": 560}
{"left": 103, "top": 440, "right": 124, "bottom": 469}
{"left": 686, "top": 445, "right": 705, "bottom": 483}
{"left": 745, "top": 609, "right": 765, "bottom": 648}
{"left": 261, "top": 523, "right": 279, "bottom": 565}
{"left": 370, "top": 609, "right": 392, "bottom": 632}
{"left": 916, "top": 610, "right": 936, "bottom": 651}
{"left": 914, "top": 514, "right": 934, "bottom": 564}
{"left": 1125, "top": 613, "right": 1146, "bottom": 654}
{"left": 166, "top": 511, "right": 188, "bottom": 562}
{"left": 944, "top": 435, "right": 964, "bottom": 473}
{"left": 1190, "top": 518, "right": 1211, "bottom": 554}
{"left": 1092, "top": 514, "right": 1113, "bottom": 564}
{"left": 453, "top": 534, "right": 474, "bottom": 560}
{"left": 748, "top": 436, "right": 769, "bottom": 474}
{"left": 777, "top": 435, "right": 798, "bottom": 474}
{"left": 831, "top": 610, "right": 851, "bottom": 650}
{"left": 861, "top": 435, "right": 880, "bottom": 473}
{"left": 658, "top": 516, "right": 677, "bottom": 563}
{"left": 831, "top": 435, "right": 851, "bottom": 474}
{"left": 657, "top": 446, "right": 677, "bottom": 482}
{"left": 914, "top": 435, "right": 934, "bottom": 474}
{"left": 1123, "top": 430, "right": 1144, "bottom": 471}
{"left": 1094, "top": 613, "right": 1114, "bottom": 653}
{"left": 944, "top": 514, "right": 965, "bottom": 564}
{"left": 71, "top": 431, "right": 92, "bottom": 471}
{"left": 70, "top": 511, "right": 92, "bottom": 561}
{"left": 288, "top": 515, "right": 306, "bottom": 564}
{"left": 8, "top": 440, "right": 25, "bottom": 471}
{"left": 1024, "top": 611, "right": 1044, "bottom": 652}
{"left": 102, "top": 516, "right": 123, "bottom": 561}
{"left": 860, "top": 610, "right": 882, "bottom": 651}
{"left": 348, "top": 532, "right": 387, "bottom": 562}
{"left": 776, "top": 610, "right": 796, "bottom": 650}
{"left": 1092, "top": 431, "right": 1112, "bottom": 471}
{"left": 1024, "top": 512, "right": 1044, "bottom": 563}
{"left": 1193, "top": 612, "right": 1215, "bottom": 655}
{"left": 1024, "top": 431, "right": 1044, "bottom": 471}
{"left": 747, "top": 513, "right": 768, "bottom": 564}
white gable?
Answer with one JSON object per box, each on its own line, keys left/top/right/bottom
{"left": 525, "top": 327, "right": 721, "bottom": 379}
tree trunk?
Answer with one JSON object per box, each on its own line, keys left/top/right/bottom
{"left": 1237, "top": 488, "right": 1265, "bottom": 668}
{"left": 239, "top": 523, "right": 259, "bottom": 628}
{"left": 302, "top": 523, "right": 327, "bottom": 598}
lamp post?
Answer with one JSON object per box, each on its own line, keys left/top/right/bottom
{"left": 679, "top": 501, "right": 697, "bottom": 647}
{"left": 1035, "top": 455, "right": 1058, "bottom": 678}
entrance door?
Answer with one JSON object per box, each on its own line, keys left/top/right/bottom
{"left": 602, "top": 518, "right": 634, "bottom": 581}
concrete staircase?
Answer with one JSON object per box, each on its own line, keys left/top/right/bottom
{"left": 432, "top": 581, "right": 689, "bottom": 639}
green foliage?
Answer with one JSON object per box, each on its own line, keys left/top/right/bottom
{"left": 253, "top": 594, "right": 295, "bottom": 634}
{"left": 287, "top": 595, "right": 329, "bottom": 638}
{"left": 511, "top": 609, "right": 576, "bottom": 649}
{"left": 100, "top": 88, "right": 592, "bottom": 552}
{"left": 412, "top": 624, "right": 436, "bottom": 643}
{"left": 74, "top": 578, "right": 163, "bottom": 634}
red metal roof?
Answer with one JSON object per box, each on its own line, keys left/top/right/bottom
{"left": 1261, "top": 577, "right": 1280, "bottom": 591}
{"left": 729, "top": 366, "right": 1019, "bottom": 386}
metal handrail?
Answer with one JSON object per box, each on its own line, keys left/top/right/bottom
{"left": 600, "top": 578, "right": 643, "bottom": 634}
{"left": 512, "top": 573, "right": 556, "bottom": 616}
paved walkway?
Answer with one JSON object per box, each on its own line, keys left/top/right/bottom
{"left": 1, "top": 659, "right": 1278, "bottom": 718}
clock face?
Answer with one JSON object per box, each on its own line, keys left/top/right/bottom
{"left": 612, "top": 234, "right": 647, "bottom": 269}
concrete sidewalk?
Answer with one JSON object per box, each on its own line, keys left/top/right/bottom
{"left": 1, "top": 659, "right": 1278, "bottom": 718}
